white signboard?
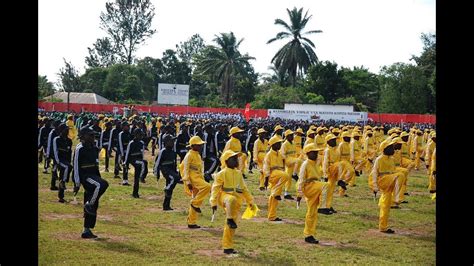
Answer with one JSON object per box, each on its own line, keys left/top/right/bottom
{"left": 268, "top": 109, "right": 368, "bottom": 122}
{"left": 284, "top": 103, "right": 354, "bottom": 112}
{"left": 157, "top": 83, "right": 189, "bottom": 105}
{"left": 112, "top": 107, "right": 118, "bottom": 114}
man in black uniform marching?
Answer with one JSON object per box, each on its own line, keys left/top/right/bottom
{"left": 124, "top": 128, "right": 148, "bottom": 198}
{"left": 154, "top": 135, "right": 181, "bottom": 210}
{"left": 245, "top": 127, "right": 258, "bottom": 173}
{"left": 214, "top": 124, "right": 228, "bottom": 158}
{"left": 118, "top": 121, "right": 132, "bottom": 185}
{"left": 53, "top": 124, "right": 73, "bottom": 203}
{"left": 175, "top": 124, "right": 190, "bottom": 161}
{"left": 100, "top": 121, "right": 113, "bottom": 172}
{"left": 39, "top": 118, "right": 52, "bottom": 173}
{"left": 149, "top": 118, "right": 159, "bottom": 156}
{"left": 73, "top": 127, "right": 109, "bottom": 239}
{"left": 111, "top": 120, "right": 122, "bottom": 178}
{"left": 46, "top": 120, "right": 61, "bottom": 190}
{"left": 202, "top": 124, "right": 219, "bottom": 182}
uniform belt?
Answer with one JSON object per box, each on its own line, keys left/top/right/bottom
{"left": 258, "top": 150, "right": 265, "bottom": 153}
{"left": 286, "top": 151, "right": 296, "bottom": 155}
{"left": 80, "top": 164, "right": 97, "bottom": 168}
{"left": 305, "top": 177, "right": 320, "bottom": 183}
{"left": 131, "top": 152, "right": 141, "bottom": 156}
{"left": 161, "top": 161, "right": 174, "bottom": 165}
{"left": 341, "top": 153, "right": 349, "bottom": 156}
{"left": 223, "top": 187, "right": 243, "bottom": 193}
{"left": 379, "top": 171, "right": 393, "bottom": 176}
{"left": 270, "top": 166, "right": 284, "bottom": 171}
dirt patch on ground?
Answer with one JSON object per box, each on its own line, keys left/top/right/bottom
{"left": 292, "top": 239, "right": 354, "bottom": 249}
{"left": 408, "top": 191, "right": 429, "bottom": 196}
{"left": 365, "top": 228, "right": 429, "bottom": 237}
{"left": 144, "top": 207, "right": 184, "bottom": 213}
{"left": 158, "top": 224, "right": 191, "bottom": 230}
{"left": 145, "top": 195, "right": 162, "bottom": 200}
{"left": 248, "top": 217, "right": 304, "bottom": 225}
{"left": 52, "top": 232, "right": 129, "bottom": 242}
{"left": 42, "top": 213, "right": 114, "bottom": 221}
{"left": 194, "top": 249, "right": 234, "bottom": 258}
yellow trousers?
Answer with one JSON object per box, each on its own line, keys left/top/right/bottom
{"left": 303, "top": 181, "right": 326, "bottom": 237}
{"left": 392, "top": 167, "right": 408, "bottom": 205}
{"left": 376, "top": 172, "right": 403, "bottom": 231}
{"left": 338, "top": 160, "right": 355, "bottom": 196}
{"left": 414, "top": 148, "right": 423, "bottom": 169}
{"left": 187, "top": 178, "right": 211, "bottom": 225}
{"left": 324, "top": 162, "right": 351, "bottom": 209}
{"left": 238, "top": 153, "right": 248, "bottom": 172}
{"left": 219, "top": 193, "right": 242, "bottom": 249}
{"left": 429, "top": 172, "right": 436, "bottom": 193}
{"left": 284, "top": 157, "right": 302, "bottom": 194}
{"left": 350, "top": 157, "right": 368, "bottom": 186}
{"left": 267, "top": 170, "right": 290, "bottom": 220}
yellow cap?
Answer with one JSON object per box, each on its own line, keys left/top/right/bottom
{"left": 268, "top": 135, "right": 283, "bottom": 146}
{"left": 341, "top": 131, "right": 351, "bottom": 138}
{"left": 392, "top": 137, "right": 403, "bottom": 144}
{"left": 325, "top": 134, "right": 337, "bottom": 142}
{"left": 316, "top": 127, "right": 325, "bottom": 134}
{"left": 229, "top": 126, "right": 244, "bottom": 136}
{"left": 380, "top": 139, "right": 396, "bottom": 151}
{"left": 390, "top": 132, "right": 399, "bottom": 138}
{"left": 306, "top": 129, "right": 315, "bottom": 136}
{"left": 188, "top": 136, "right": 206, "bottom": 146}
{"left": 257, "top": 128, "right": 267, "bottom": 134}
{"left": 296, "top": 128, "right": 304, "bottom": 134}
{"left": 332, "top": 128, "right": 340, "bottom": 133}
{"left": 220, "top": 150, "right": 241, "bottom": 162}
{"left": 366, "top": 130, "right": 373, "bottom": 134}
{"left": 352, "top": 131, "right": 361, "bottom": 138}
{"left": 430, "top": 132, "right": 436, "bottom": 138}
{"left": 303, "top": 143, "right": 324, "bottom": 154}
{"left": 284, "top": 129, "right": 294, "bottom": 137}
{"left": 400, "top": 131, "right": 409, "bottom": 138}
{"left": 274, "top": 125, "right": 284, "bottom": 131}
{"left": 309, "top": 125, "right": 317, "bottom": 131}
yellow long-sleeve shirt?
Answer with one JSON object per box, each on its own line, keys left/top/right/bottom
{"left": 253, "top": 138, "right": 268, "bottom": 163}
{"left": 297, "top": 158, "right": 323, "bottom": 197}
{"left": 304, "top": 137, "right": 315, "bottom": 148}
{"left": 370, "top": 154, "right": 396, "bottom": 191}
{"left": 424, "top": 140, "right": 435, "bottom": 163}
{"left": 210, "top": 167, "right": 253, "bottom": 207}
{"left": 412, "top": 135, "right": 423, "bottom": 152}
{"left": 180, "top": 150, "right": 204, "bottom": 185}
{"left": 430, "top": 148, "right": 436, "bottom": 173}
{"left": 224, "top": 136, "right": 242, "bottom": 153}
{"left": 338, "top": 141, "right": 351, "bottom": 162}
{"left": 280, "top": 140, "right": 297, "bottom": 161}
{"left": 393, "top": 150, "right": 402, "bottom": 166}
{"left": 294, "top": 135, "right": 303, "bottom": 155}
{"left": 322, "top": 146, "right": 340, "bottom": 177}
{"left": 350, "top": 139, "right": 363, "bottom": 162}
{"left": 364, "top": 136, "right": 377, "bottom": 160}
{"left": 400, "top": 142, "right": 410, "bottom": 159}
{"left": 314, "top": 134, "right": 326, "bottom": 150}
{"left": 263, "top": 149, "right": 285, "bottom": 177}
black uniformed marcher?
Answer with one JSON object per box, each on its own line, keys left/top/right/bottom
{"left": 154, "top": 135, "right": 181, "bottom": 210}
{"left": 73, "top": 127, "right": 109, "bottom": 239}
{"left": 124, "top": 128, "right": 148, "bottom": 198}
{"left": 175, "top": 124, "right": 190, "bottom": 161}
{"left": 118, "top": 122, "right": 132, "bottom": 185}
{"left": 53, "top": 124, "right": 73, "bottom": 203}
{"left": 47, "top": 120, "right": 61, "bottom": 190}
{"left": 245, "top": 127, "right": 258, "bottom": 173}
{"left": 111, "top": 120, "right": 122, "bottom": 178}
{"left": 100, "top": 121, "right": 113, "bottom": 172}
{"left": 149, "top": 119, "right": 159, "bottom": 156}
{"left": 202, "top": 124, "right": 219, "bottom": 182}
{"left": 39, "top": 118, "right": 53, "bottom": 173}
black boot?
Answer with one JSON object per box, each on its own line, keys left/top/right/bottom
{"left": 163, "top": 196, "right": 173, "bottom": 211}
{"left": 227, "top": 219, "right": 238, "bottom": 229}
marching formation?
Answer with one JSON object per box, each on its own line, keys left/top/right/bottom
{"left": 38, "top": 111, "right": 436, "bottom": 254}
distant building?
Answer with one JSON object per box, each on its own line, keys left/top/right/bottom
{"left": 44, "top": 92, "right": 114, "bottom": 104}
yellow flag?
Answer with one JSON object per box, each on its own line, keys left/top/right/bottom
{"left": 99, "top": 148, "right": 106, "bottom": 159}
{"left": 241, "top": 204, "right": 259, "bottom": 220}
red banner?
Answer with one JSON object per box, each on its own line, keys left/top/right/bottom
{"left": 244, "top": 103, "right": 251, "bottom": 121}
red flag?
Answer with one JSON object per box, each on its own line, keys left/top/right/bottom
{"left": 244, "top": 103, "right": 251, "bottom": 121}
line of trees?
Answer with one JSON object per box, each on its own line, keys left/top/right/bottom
{"left": 39, "top": 2, "right": 436, "bottom": 114}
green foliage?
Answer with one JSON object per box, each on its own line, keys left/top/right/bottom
{"left": 58, "top": 59, "right": 83, "bottom": 92}
{"left": 99, "top": 0, "right": 156, "bottom": 64}
{"left": 85, "top": 37, "right": 118, "bottom": 68}
{"left": 340, "top": 66, "right": 380, "bottom": 112}
{"left": 378, "top": 63, "right": 428, "bottom": 114}
{"left": 305, "top": 92, "right": 324, "bottom": 104}
{"left": 334, "top": 96, "right": 356, "bottom": 105}
{"left": 176, "top": 34, "right": 205, "bottom": 68}
{"left": 252, "top": 84, "right": 305, "bottom": 109}
{"left": 267, "top": 7, "right": 322, "bottom": 86}
{"left": 38, "top": 75, "right": 55, "bottom": 99}
{"left": 304, "top": 61, "right": 346, "bottom": 103}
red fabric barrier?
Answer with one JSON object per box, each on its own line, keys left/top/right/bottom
{"left": 38, "top": 102, "right": 435, "bottom": 123}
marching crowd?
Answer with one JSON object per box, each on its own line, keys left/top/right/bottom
{"left": 38, "top": 111, "right": 436, "bottom": 254}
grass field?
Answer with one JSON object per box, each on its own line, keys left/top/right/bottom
{"left": 38, "top": 148, "right": 435, "bottom": 265}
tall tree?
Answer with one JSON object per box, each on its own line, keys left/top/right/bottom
{"left": 85, "top": 37, "right": 118, "bottom": 68}
{"left": 267, "top": 7, "right": 322, "bottom": 86}
{"left": 194, "top": 32, "right": 255, "bottom": 105}
{"left": 38, "top": 75, "right": 55, "bottom": 99}
{"left": 99, "top": 0, "right": 156, "bottom": 65}
{"left": 411, "top": 32, "right": 436, "bottom": 112}
{"left": 340, "top": 66, "right": 380, "bottom": 112}
{"left": 176, "top": 34, "right": 205, "bottom": 69}
{"left": 58, "top": 59, "right": 83, "bottom": 93}
{"left": 304, "top": 61, "right": 346, "bottom": 103}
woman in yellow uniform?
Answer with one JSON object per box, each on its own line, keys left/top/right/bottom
{"left": 280, "top": 130, "right": 302, "bottom": 200}
{"left": 253, "top": 128, "right": 268, "bottom": 190}
{"left": 210, "top": 150, "right": 255, "bottom": 254}
{"left": 296, "top": 143, "right": 328, "bottom": 244}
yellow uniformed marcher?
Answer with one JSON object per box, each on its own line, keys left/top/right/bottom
{"left": 294, "top": 128, "right": 304, "bottom": 157}
{"left": 412, "top": 130, "right": 425, "bottom": 170}
{"left": 296, "top": 143, "right": 328, "bottom": 244}
{"left": 424, "top": 132, "right": 436, "bottom": 175}
{"left": 210, "top": 150, "right": 255, "bottom": 254}
{"left": 66, "top": 114, "right": 77, "bottom": 140}
{"left": 350, "top": 130, "right": 368, "bottom": 184}
{"left": 369, "top": 140, "right": 405, "bottom": 233}
{"left": 337, "top": 131, "right": 356, "bottom": 196}
{"left": 263, "top": 136, "right": 290, "bottom": 221}
{"left": 280, "top": 129, "right": 303, "bottom": 199}
{"left": 314, "top": 127, "right": 326, "bottom": 165}
{"left": 429, "top": 148, "right": 436, "bottom": 200}
{"left": 223, "top": 127, "right": 248, "bottom": 172}
{"left": 253, "top": 128, "right": 269, "bottom": 190}
{"left": 364, "top": 130, "right": 377, "bottom": 173}
{"left": 391, "top": 137, "right": 409, "bottom": 207}
{"left": 180, "top": 136, "right": 211, "bottom": 228}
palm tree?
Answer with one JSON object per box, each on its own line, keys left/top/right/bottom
{"left": 195, "top": 32, "right": 255, "bottom": 105}
{"left": 267, "top": 7, "right": 322, "bottom": 87}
